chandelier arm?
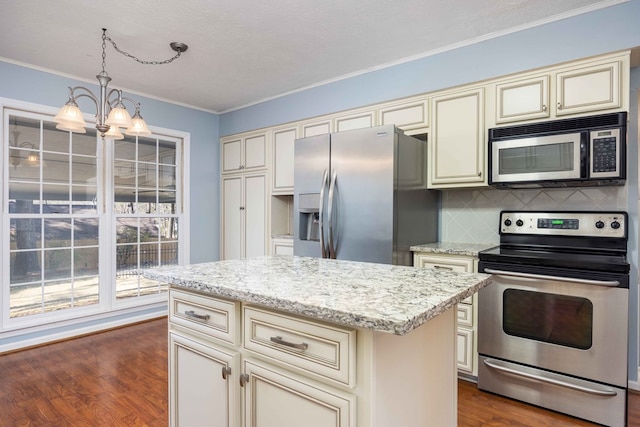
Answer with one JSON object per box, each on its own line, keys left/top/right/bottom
{"left": 69, "top": 86, "right": 99, "bottom": 107}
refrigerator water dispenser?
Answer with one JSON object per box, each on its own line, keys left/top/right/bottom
{"left": 298, "top": 193, "right": 320, "bottom": 241}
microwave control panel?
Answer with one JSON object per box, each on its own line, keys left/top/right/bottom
{"left": 590, "top": 128, "right": 621, "bottom": 178}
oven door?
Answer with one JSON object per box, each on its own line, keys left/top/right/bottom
{"left": 478, "top": 264, "right": 628, "bottom": 387}
{"left": 490, "top": 132, "right": 584, "bottom": 185}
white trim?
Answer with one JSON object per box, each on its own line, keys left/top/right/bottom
{"left": 630, "top": 371, "right": 640, "bottom": 391}
{"left": 0, "top": 303, "right": 167, "bottom": 354}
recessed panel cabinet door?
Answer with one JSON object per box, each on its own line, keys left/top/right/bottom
{"left": 169, "top": 333, "right": 239, "bottom": 427}
{"left": 243, "top": 359, "right": 355, "bottom": 427}
{"left": 556, "top": 60, "right": 621, "bottom": 116}
{"left": 244, "top": 173, "right": 267, "bottom": 259}
{"left": 430, "top": 87, "right": 485, "bottom": 187}
{"left": 222, "top": 176, "right": 243, "bottom": 260}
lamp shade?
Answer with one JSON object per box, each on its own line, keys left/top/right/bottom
{"left": 106, "top": 106, "right": 133, "bottom": 128}
{"left": 56, "top": 122, "right": 87, "bottom": 133}
{"left": 125, "top": 112, "right": 151, "bottom": 136}
{"left": 54, "top": 102, "right": 87, "bottom": 127}
{"left": 104, "top": 125, "right": 125, "bottom": 140}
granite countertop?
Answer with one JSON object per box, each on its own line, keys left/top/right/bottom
{"left": 143, "top": 256, "right": 492, "bottom": 336}
{"left": 410, "top": 242, "right": 497, "bottom": 257}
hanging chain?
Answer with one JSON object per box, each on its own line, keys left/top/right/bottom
{"left": 103, "top": 30, "right": 184, "bottom": 66}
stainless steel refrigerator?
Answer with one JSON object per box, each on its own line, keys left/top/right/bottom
{"left": 293, "top": 124, "right": 439, "bottom": 265}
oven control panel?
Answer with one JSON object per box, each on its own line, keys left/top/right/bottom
{"left": 500, "top": 211, "right": 626, "bottom": 238}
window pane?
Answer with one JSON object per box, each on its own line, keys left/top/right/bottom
{"left": 71, "top": 129, "right": 98, "bottom": 156}
{"left": 8, "top": 148, "right": 41, "bottom": 181}
{"left": 44, "top": 218, "right": 71, "bottom": 248}
{"left": 114, "top": 200, "right": 135, "bottom": 214}
{"left": 11, "top": 218, "right": 41, "bottom": 249}
{"left": 72, "top": 186, "right": 97, "bottom": 214}
{"left": 9, "top": 182, "right": 40, "bottom": 208}
{"left": 43, "top": 279, "right": 72, "bottom": 312}
{"left": 43, "top": 122, "right": 70, "bottom": 153}
{"left": 10, "top": 282, "right": 41, "bottom": 318}
{"left": 140, "top": 218, "right": 159, "bottom": 243}
{"left": 44, "top": 248, "right": 71, "bottom": 280}
{"left": 9, "top": 250, "right": 42, "bottom": 284}
{"left": 117, "top": 218, "right": 138, "bottom": 243}
{"left": 159, "top": 140, "right": 176, "bottom": 165}
{"left": 114, "top": 160, "right": 137, "bottom": 187}
{"left": 43, "top": 184, "right": 69, "bottom": 213}
{"left": 114, "top": 138, "right": 136, "bottom": 160}
{"left": 9, "top": 117, "right": 41, "bottom": 149}
{"left": 139, "top": 163, "right": 157, "bottom": 188}
{"left": 74, "top": 248, "right": 99, "bottom": 276}
{"left": 72, "top": 156, "right": 97, "bottom": 184}
{"left": 161, "top": 242, "right": 178, "bottom": 266}
{"left": 140, "top": 243, "right": 159, "bottom": 268}
{"left": 42, "top": 152, "right": 69, "bottom": 183}
{"left": 138, "top": 137, "right": 157, "bottom": 161}
{"left": 75, "top": 276, "right": 99, "bottom": 307}
{"left": 74, "top": 218, "right": 99, "bottom": 246}
{"left": 159, "top": 217, "right": 178, "bottom": 241}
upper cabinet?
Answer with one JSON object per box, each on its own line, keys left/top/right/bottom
{"left": 495, "top": 75, "right": 550, "bottom": 124}
{"left": 429, "top": 87, "right": 486, "bottom": 188}
{"left": 555, "top": 59, "right": 621, "bottom": 116}
{"left": 333, "top": 109, "right": 376, "bottom": 132}
{"left": 272, "top": 126, "right": 297, "bottom": 194}
{"left": 378, "top": 96, "right": 429, "bottom": 135}
{"left": 489, "top": 52, "right": 629, "bottom": 126}
{"left": 221, "top": 132, "right": 267, "bottom": 174}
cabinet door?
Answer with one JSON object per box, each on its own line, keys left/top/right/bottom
{"left": 222, "top": 138, "right": 242, "bottom": 173}
{"left": 222, "top": 176, "right": 243, "bottom": 260}
{"left": 333, "top": 110, "right": 375, "bottom": 132}
{"left": 169, "top": 333, "right": 239, "bottom": 427}
{"left": 378, "top": 98, "right": 429, "bottom": 133}
{"left": 244, "top": 134, "right": 267, "bottom": 170}
{"left": 302, "top": 120, "right": 332, "bottom": 137}
{"left": 456, "top": 328, "right": 474, "bottom": 374}
{"left": 272, "top": 239, "right": 294, "bottom": 255}
{"left": 430, "top": 88, "right": 486, "bottom": 187}
{"left": 243, "top": 359, "right": 355, "bottom": 427}
{"left": 556, "top": 60, "right": 621, "bottom": 116}
{"left": 495, "top": 75, "right": 550, "bottom": 123}
{"left": 272, "top": 127, "right": 297, "bottom": 194}
{"left": 244, "top": 173, "right": 267, "bottom": 259}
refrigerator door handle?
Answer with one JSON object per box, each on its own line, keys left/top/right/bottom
{"left": 319, "top": 169, "right": 329, "bottom": 258}
{"left": 328, "top": 170, "right": 338, "bottom": 259}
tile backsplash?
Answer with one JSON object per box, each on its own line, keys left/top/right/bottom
{"left": 440, "top": 186, "right": 628, "bottom": 244}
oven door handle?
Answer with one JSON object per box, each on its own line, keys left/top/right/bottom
{"left": 483, "top": 358, "right": 618, "bottom": 397}
{"left": 483, "top": 268, "right": 620, "bottom": 287}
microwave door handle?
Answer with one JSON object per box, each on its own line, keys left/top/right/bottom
{"left": 483, "top": 268, "right": 620, "bottom": 287}
{"left": 319, "top": 169, "right": 329, "bottom": 258}
{"left": 327, "top": 170, "right": 337, "bottom": 259}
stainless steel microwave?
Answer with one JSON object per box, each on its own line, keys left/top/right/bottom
{"left": 488, "top": 112, "right": 627, "bottom": 188}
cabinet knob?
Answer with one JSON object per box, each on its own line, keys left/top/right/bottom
{"left": 221, "top": 366, "right": 232, "bottom": 380}
{"left": 557, "top": 102, "right": 562, "bottom": 110}
{"left": 239, "top": 206, "right": 245, "bottom": 210}
{"left": 542, "top": 104, "right": 547, "bottom": 111}
{"left": 239, "top": 373, "right": 250, "bottom": 387}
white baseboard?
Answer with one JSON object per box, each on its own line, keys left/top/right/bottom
{"left": 0, "top": 305, "right": 167, "bottom": 354}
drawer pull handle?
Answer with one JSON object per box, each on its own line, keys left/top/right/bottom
{"left": 270, "top": 336, "right": 309, "bottom": 351}
{"left": 239, "top": 373, "right": 250, "bottom": 387}
{"left": 221, "top": 366, "right": 231, "bottom": 380}
{"left": 433, "top": 265, "right": 453, "bottom": 271}
{"left": 184, "top": 310, "right": 210, "bottom": 321}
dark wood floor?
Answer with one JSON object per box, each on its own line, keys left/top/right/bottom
{"left": 0, "top": 317, "right": 637, "bottom": 426}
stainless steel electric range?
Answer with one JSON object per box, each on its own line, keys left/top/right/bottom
{"left": 477, "top": 210, "right": 629, "bottom": 427}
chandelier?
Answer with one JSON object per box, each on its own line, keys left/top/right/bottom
{"left": 53, "top": 28, "right": 188, "bottom": 140}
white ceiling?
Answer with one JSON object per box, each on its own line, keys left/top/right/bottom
{"left": 0, "top": 0, "right": 624, "bottom": 113}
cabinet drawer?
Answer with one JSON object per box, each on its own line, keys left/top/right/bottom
{"left": 457, "top": 303, "right": 473, "bottom": 328}
{"left": 243, "top": 306, "right": 356, "bottom": 387}
{"left": 170, "top": 290, "right": 240, "bottom": 345}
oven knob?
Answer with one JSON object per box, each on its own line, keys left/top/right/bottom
{"left": 515, "top": 219, "right": 524, "bottom": 227}
{"left": 611, "top": 221, "right": 621, "bottom": 229}
{"left": 504, "top": 219, "right": 512, "bottom": 227}
{"left": 595, "top": 220, "right": 605, "bottom": 229}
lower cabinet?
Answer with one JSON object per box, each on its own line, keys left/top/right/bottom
{"left": 169, "top": 333, "right": 240, "bottom": 427}
{"left": 169, "top": 288, "right": 458, "bottom": 426}
{"left": 414, "top": 252, "right": 478, "bottom": 377}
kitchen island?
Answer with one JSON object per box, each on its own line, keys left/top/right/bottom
{"left": 144, "top": 256, "right": 492, "bottom": 427}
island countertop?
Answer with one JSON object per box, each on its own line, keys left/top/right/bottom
{"left": 143, "top": 256, "right": 492, "bottom": 335}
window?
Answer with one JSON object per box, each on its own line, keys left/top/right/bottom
{"left": 2, "top": 106, "right": 186, "bottom": 327}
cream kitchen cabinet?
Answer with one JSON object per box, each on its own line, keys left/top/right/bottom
{"left": 414, "top": 252, "right": 479, "bottom": 376}
{"left": 555, "top": 58, "right": 621, "bottom": 116}
{"left": 271, "top": 237, "right": 293, "bottom": 256}
{"left": 378, "top": 96, "right": 429, "bottom": 135}
{"left": 490, "top": 52, "right": 629, "bottom": 125}
{"left": 495, "top": 74, "right": 550, "bottom": 124}
{"left": 222, "top": 132, "right": 268, "bottom": 174}
{"left": 221, "top": 172, "right": 268, "bottom": 260}
{"left": 333, "top": 109, "right": 376, "bottom": 132}
{"left": 271, "top": 126, "right": 297, "bottom": 194}
{"left": 302, "top": 119, "right": 332, "bottom": 137}
{"left": 429, "top": 87, "right": 486, "bottom": 189}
